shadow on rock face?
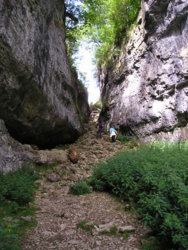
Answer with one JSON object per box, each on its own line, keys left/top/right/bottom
{"left": 5, "top": 118, "right": 80, "bottom": 150}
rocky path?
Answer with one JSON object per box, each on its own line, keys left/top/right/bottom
{"left": 23, "top": 112, "right": 146, "bottom": 250}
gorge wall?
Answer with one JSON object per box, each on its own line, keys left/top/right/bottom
{"left": 99, "top": 0, "right": 188, "bottom": 142}
{"left": 0, "top": 0, "right": 89, "bottom": 172}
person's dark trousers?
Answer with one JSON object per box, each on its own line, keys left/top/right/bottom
{"left": 96, "top": 129, "right": 102, "bottom": 138}
{"left": 111, "top": 135, "right": 116, "bottom": 142}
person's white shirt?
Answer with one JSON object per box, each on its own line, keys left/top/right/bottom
{"left": 110, "top": 127, "right": 117, "bottom": 138}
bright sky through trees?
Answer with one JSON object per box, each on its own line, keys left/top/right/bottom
{"left": 65, "top": 0, "right": 141, "bottom": 103}
{"left": 73, "top": 40, "right": 100, "bottom": 104}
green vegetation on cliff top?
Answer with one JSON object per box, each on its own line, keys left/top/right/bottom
{"left": 65, "top": 0, "right": 141, "bottom": 66}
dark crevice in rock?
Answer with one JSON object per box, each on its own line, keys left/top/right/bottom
{"left": 119, "top": 125, "right": 138, "bottom": 137}
{"left": 176, "top": 80, "right": 188, "bottom": 89}
{"left": 5, "top": 118, "right": 79, "bottom": 150}
{"left": 144, "top": 0, "right": 171, "bottom": 34}
{"left": 160, "top": 14, "right": 187, "bottom": 38}
{"left": 177, "top": 113, "right": 188, "bottom": 127}
{"left": 112, "top": 73, "right": 125, "bottom": 85}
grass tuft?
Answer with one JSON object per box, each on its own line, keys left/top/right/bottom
{"left": 70, "top": 181, "right": 91, "bottom": 195}
{"left": 76, "top": 220, "right": 94, "bottom": 234}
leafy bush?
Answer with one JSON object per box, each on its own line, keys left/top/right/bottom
{"left": 116, "top": 132, "right": 129, "bottom": 143}
{"left": 0, "top": 166, "right": 38, "bottom": 205}
{"left": 89, "top": 142, "right": 188, "bottom": 249}
{"left": 90, "top": 101, "right": 102, "bottom": 110}
{"left": 71, "top": 181, "right": 91, "bottom": 195}
{"left": 0, "top": 165, "right": 38, "bottom": 249}
{"left": 0, "top": 225, "right": 20, "bottom": 250}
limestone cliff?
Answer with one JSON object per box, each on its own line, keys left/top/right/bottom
{"left": 0, "top": 0, "right": 89, "bottom": 150}
{"left": 99, "top": 0, "right": 188, "bottom": 142}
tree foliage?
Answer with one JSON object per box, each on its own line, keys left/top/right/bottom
{"left": 83, "top": 0, "right": 141, "bottom": 64}
{"left": 64, "top": 0, "right": 141, "bottom": 66}
{"left": 64, "top": 0, "right": 84, "bottom": 60}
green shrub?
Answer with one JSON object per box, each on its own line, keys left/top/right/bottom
{"left": 116, "top": 132, "right": 129, "bottom": 143}
{"left": 89, "top": 142, "right": 188, "bottom": 249}
{"left": 141, "top": 239, "right": 162, "bottom": 250}
{"left": 90, "top": 101, "right": 102, "bottom": 110}
{"left": 0, "top": 165, "right": 38, "bottom": 249}
{"left": 71, "top": 181, "right": 91, "bottom": 195}
{"left": 0, "top": 166, "right": 38, "bottom": 205}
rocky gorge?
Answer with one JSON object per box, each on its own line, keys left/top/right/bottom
{"left": 0, "top": 0, "right": 89, "bottom": 172}
{"left": 0, "top": 1, "right": 187, "bottom": 249}
{"left": 0, "top": 0, "right": 188, "bottom": 170}
{"left": 99, "top": 0, "right": 188, "bottom": 142}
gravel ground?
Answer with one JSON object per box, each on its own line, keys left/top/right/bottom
{"left": 23, "top": 112, "right": 147, "bottom": 250}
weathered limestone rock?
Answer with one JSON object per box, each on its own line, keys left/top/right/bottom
{"left": 20, "top": 216, "right": 33, "bottom": 222}
{"left": 36, "top": 148, "right": 67, "bottom": 165}
{"left": 0, "top": 119, "right": 34, "bottom": 173}
{"left": 47, "top": 173, "right": 61, "bottom": 183}
{"left": 0, "top": 0, "right": 89, "bottom": 149}
{"left": 99, "top": 0, "right": 188, "bottom": 141}
{"left": 96, "top": 222, "right": 114, "bottom": 233}
{"left": 118, "top": 225, "right": 136, "bottom": 233}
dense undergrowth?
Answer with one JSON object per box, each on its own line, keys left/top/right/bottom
{"left": 0, "top": 166, "right": 38, "bottom": 249}
{"left": 90, "top": 141, "right": 188, "bottom": 249}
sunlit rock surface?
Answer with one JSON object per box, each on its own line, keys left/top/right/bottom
{"left": 99, "top": 0, "right": 188, "bottom": 141}
{"left": 0, "top": 0, "right": 89, "bottom": 150}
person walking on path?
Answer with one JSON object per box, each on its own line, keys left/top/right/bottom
{"left": 96, "top": 120, "right": 103, "bottom": 139}
{"left": 110, "top": 127, "right": 117, "bottom": 142}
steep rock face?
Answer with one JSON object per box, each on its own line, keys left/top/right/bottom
{"left": 0, "top": 0, "right": 89, "bottom": 149}
{"left": 99, "top": 0, "right": 188, "bottom": 141}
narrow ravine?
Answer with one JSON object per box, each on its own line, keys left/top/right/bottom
{"left": 23, "top": 110, "right": 147, "bottom": 250}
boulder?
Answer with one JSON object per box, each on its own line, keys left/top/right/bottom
{"left": 68, "top": 146, "right": 80, "bottom": 164}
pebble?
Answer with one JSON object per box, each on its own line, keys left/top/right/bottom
{"left": 118, "top": 225, "right": 136, "bottom": 233}
{"left": 21, "top": 216, "right": 33, "bottom": 222}
{"left": 3, "top": 217, "right": 18, "bottom": 223}
{"left": 47, "top": 173, "right": 60, "bottom": 182}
